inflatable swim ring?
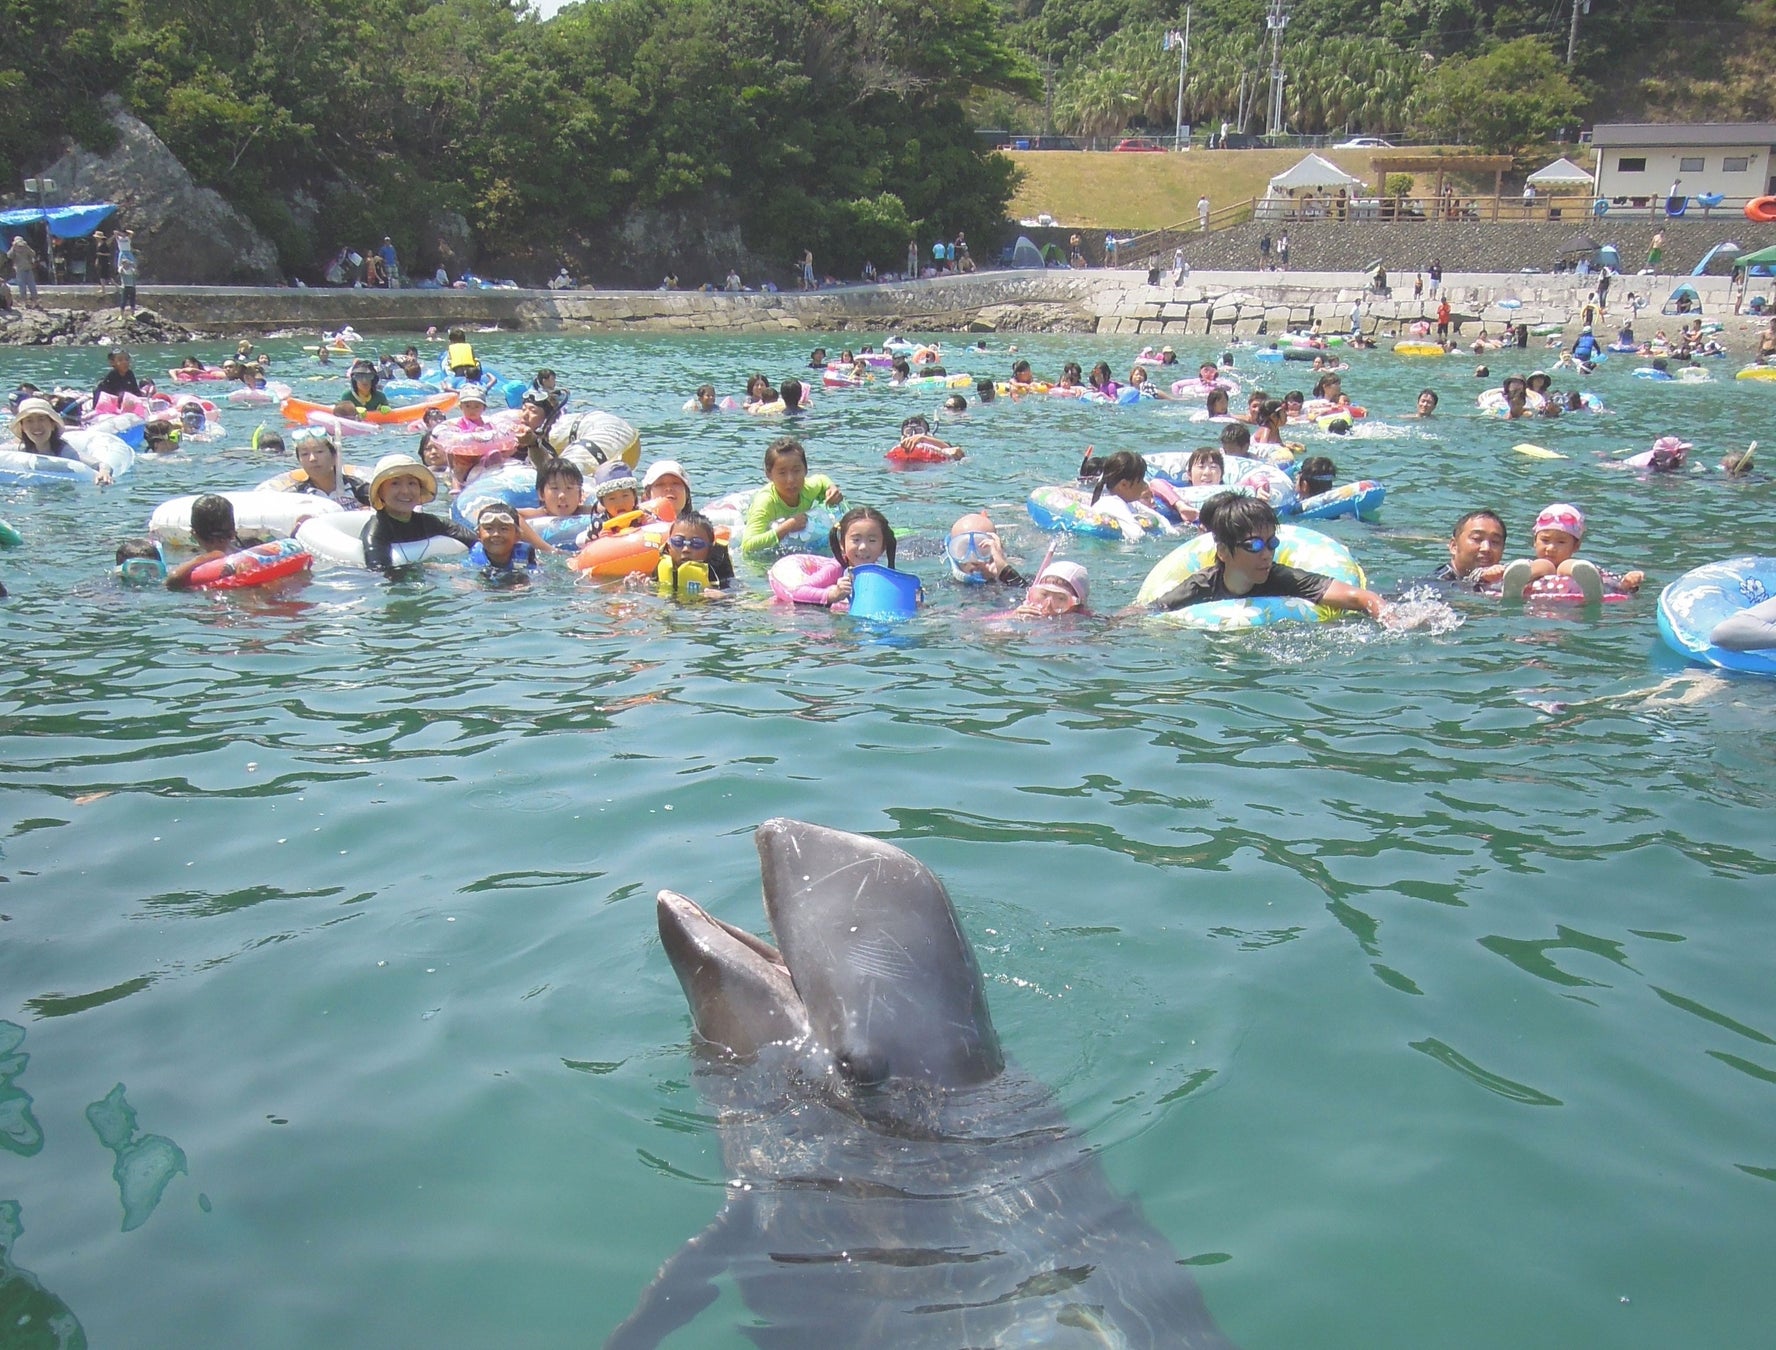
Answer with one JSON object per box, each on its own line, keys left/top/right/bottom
{"left": 768, "top": 553, "right": 845, "bottom": 604}
{"left": 153, "top": 490, "right": 346, "bottom": 547}
{"left": 549, "top": 410, "right": 640, "bottom": 469}
{"left": 0, "top": 429, "right": 136, "bottom": 486}
{"left": 1291, "top": 480, "right": 1386, "bottom": 521}
{"left": 1026, "top": 485, "right": 1177, "bottom": 540}
{"left": 1393, "top": 342, "right": 1445, "bottom": 357}
{"left": 170, "top": 367, "right": 227, "bottom": 382}
{"left": 994, "top": 381, "right": 1052, "bottom": 396}
{"left": 256, "top": 465, "right": 372, "bottom": 495}
{"left": 1145, "top": 453, "right": 1300, "bottom": 513}
{"left": 187, "top": 537, "right": 314, "bottom": 591}
{"left": 1734, "top": 365, "right": 1776, "bottom": 382}
{"left": 1743, "top": 197, "right": 1776, "bottom": 223}
{"left": 224, "top": 382, "right": 293, "bottom": 407}
{"left": 1135, "top": 526, "right": 1366, "bottom": 628}
{"left": 1657, "top": 557, "right": 1776, "bottom": 674}
{"left": 0, "top": 518, "right": 22, "bottom": 548}
{"left": 884, "top": 437, "right": 961, "bottom": 466}
{"left": 570, "top": 524, "right": 663, "bottom": 578}
{"left": 294, "top": 511, "right": 469, "bottom": 566}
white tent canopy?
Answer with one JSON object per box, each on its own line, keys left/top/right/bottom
{"left": 1526, "top": 157, "right": 1594, "bottom": 187}
{"left": 1267, "top": 154, "right": 1365, "bottom": 192}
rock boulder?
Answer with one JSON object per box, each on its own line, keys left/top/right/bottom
{"left": 31, "top": 99, "right": 279, "bottom": 286}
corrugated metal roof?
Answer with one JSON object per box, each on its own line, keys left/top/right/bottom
{"left": 1591, "top": 123, "right": 1776, "bottom": 147}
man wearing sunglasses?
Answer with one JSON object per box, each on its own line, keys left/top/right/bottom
{"left": 1147, "top": 493, "right": 1387, "bottom": 620}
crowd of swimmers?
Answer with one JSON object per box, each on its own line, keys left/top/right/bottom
{"left": 0, "top": 332, "right": 1769, "bottom": 648}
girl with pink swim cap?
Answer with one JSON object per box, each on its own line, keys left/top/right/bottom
{"left": 1477, "top": 502, "right": 1646, "bottom": 601}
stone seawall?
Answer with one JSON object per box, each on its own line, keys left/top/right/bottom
{"left": 1120, "top": 216, "right": 1776, "bottom": 279}
{"left": 6, "top": 267, "right": 1754, "bottom": 344}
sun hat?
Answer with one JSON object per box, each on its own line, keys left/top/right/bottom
{"left": 9, "top": 397, "right": 65, "bottom": 436}
{"left": 457, "top": 386, "right": 488, "bottom": 406}
{"left": 1035, "top": 560, "right": 1088, "bottom": 607}
{"left": 642, "top": 459, "right": 689, "bottom": 492}
{"left": 1161, "top": 345, "right": 1175, "bottom": 354}
{"left": 369, "top": 453, "right": 438, "bottom": 510}
{"left": 1533, "top": 502, "right": 1585, "bottom": 541}
{"left": 593, "top": 461, "right": 640, "bottom": 500}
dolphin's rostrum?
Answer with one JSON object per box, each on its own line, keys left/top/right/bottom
{"left": 608, "top": 818, "right": 1238, "bottom": 1348}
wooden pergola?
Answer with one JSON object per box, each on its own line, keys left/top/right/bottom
{"left": 1370, "top": 153, "right": 1515, "bottom": 203}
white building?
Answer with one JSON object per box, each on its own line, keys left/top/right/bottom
{"left": 1591, "top": 123, "right": 1776, "bottom": 204}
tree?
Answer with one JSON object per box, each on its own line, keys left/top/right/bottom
{"left": 1407, "top": 36, "right": 1584, "bottom": 154}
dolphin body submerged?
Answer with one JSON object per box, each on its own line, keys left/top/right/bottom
{"left": 607, "top": 818, "right": 1237, "bottom": 1349}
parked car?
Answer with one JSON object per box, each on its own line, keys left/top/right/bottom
{"left": 1334, "top": 136, "right": 1395, "bottom": 149}
{"left": 1113, "top": 137, "right": 1167, "bottom": 152}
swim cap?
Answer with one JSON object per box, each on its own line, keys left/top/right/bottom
{"left": 1533, "top": 503, "right": 1585, "bottom": 540}
{"left": 1036, "top": 560, "right": 1089, "bottom": 607}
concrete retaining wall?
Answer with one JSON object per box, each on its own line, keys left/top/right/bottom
{"left": 9, "top": 267, "right": 1755, "bottom": 342}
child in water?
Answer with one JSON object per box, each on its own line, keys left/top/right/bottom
{"left": 1014, "top": 560, "right": 1089, "bottom": 617}
{"left": 769, "top": 506, "right": 901, "bottom": 609}
{"left": 1491, "top": 503, "right": 1645, "bottom": 601}
{"left": 519, "top": 458, "right": 588, "bottom": 528}
{"left": 654, "top": 509, "right": 735, "bottom": 598}
{"left": 896, "top": 414, "right": 963, "bottom": 461}
{"left": 742, "top": 437, "right": 844, "bottom": 556}
{"left": 641, "top": 460, "right": 692, "bottom": 517}
{"left": 115, "top": 538, "right": 166, "bottom": 585}
{"left": 164, "top": 495, "right": 255, "bottom": 590}
{"left": 469, "top": 502, "right": 543, "bottom": 581}
{"left": 586, "top": 462, "right": 642, "bottom": 536}
{"left": 1145, "top": 493, "right": 1388, "bottom": 618}
{"left": 684, "top": 384, "right": 718, "bottom": 413}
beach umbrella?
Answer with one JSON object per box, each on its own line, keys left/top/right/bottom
{"left": 1557, "top": 233, "right": 1600, "bottom": 256}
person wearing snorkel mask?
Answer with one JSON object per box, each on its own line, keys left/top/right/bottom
{"left": 945, "top": 512, "right": 1025, "bottom": 586}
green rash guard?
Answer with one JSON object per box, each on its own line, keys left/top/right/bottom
{"left": 742, "top": 475, "right": 837, "bottom": 555}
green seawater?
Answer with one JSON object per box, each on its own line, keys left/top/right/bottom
{"left": 1, "top": 329, "right": 1773, "bottom": 1349}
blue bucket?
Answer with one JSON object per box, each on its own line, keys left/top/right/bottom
{"left": 848, "top": 563, "right": 920, "bottom": 620}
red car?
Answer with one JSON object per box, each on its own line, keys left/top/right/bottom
{"left": 1113, "top": 138, "right": 1167, "bottom": 152}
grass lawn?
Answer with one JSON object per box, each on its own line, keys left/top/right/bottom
{"left": 1003, "top": 148, "right": 1505, "bottom": 230}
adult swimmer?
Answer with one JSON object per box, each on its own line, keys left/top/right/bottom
{"left": 9, "top": 397, "right": 115, "bottom": 485}
{"left": 1430, "top": 509, "right": 1506, "bottom": 589}
{"left": 1143, "top": 493, "right": 1388, "bottom": 619}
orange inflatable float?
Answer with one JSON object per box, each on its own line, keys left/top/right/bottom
{"left": 280, "top": 392, "right": 458, "bottom": 425}
{"left": 1744, "top": 197, "right": 1776, "bottom": 223}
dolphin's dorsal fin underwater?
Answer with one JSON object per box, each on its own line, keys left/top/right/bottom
{"left": 609, "top": 820, "right": 1239, "bottom": 1349}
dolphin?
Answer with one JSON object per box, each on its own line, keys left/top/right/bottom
{"left": 606, "top": 818, "right": 1238, "bottom": 1349}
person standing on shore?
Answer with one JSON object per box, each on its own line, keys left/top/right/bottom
{"left": 117, "top": 245, "right": 138, "bottom": 315}
{"left": 379, "top": 237, "right": 399, "bottom": 288}
{"left": 906, "top": 239, "right": 917, "bottom": 280}
{"left": 91, "top": 229, "right": 112, "bottom": 292}
{"left": 1277, "top": 232, "right": 1289, "bottom": 271}
{"left": 1428, "top": 259, "right": 1442, "bottom": 297}
{"left": 1258, "top": 232, "right": 1271, "bottom": 270}
{"left": 114, "top": 229, "right": 135, "bottom": 280}
{"left": 7, "top": 234, "right": 39, "bottom": 305}
{"left": 1197, "top": 195, "right": 1210, "bottom": 232}
{"left": 1647, "top": 230, "right": 1665, "bottom": 276}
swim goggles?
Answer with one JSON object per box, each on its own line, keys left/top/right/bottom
{"left": 667, "top": 536, "right": 712, "bottom": 551}
{"left": 116, "top": 554, "right": 167, "bottom": 584}
{"left": 291, "top": 427, "right": 338, "bottom": 449}
{"left": 1235, "top": 536, "right": 1281, "bottom": 554}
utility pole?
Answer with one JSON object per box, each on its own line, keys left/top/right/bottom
{"left": 1163, "top": 9, "right": 1191, "bottom": 151}
{"left": 1566, "top": 0, "right": 1590, "bottom": 66}
{"left": 1265, "top": 0, "right": 1289, "bottom": 140}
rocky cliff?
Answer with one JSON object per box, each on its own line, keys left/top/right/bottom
{"left": 31, "top": 99, "right": 280, "bottom": 286}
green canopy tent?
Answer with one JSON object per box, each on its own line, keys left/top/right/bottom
{"left": 1730, "top": 243, "right": 1776, "bottom": 273}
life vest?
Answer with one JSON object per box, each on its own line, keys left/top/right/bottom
{"left": 447, "top": 342, "right": 478, "bottom": 372}
{"left": 656, "top": 556, "right": 710, "bottom": 598}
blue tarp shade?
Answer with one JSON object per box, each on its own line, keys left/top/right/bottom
{"left": 0, "top": 203, "right": 117, "bottom": 239}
